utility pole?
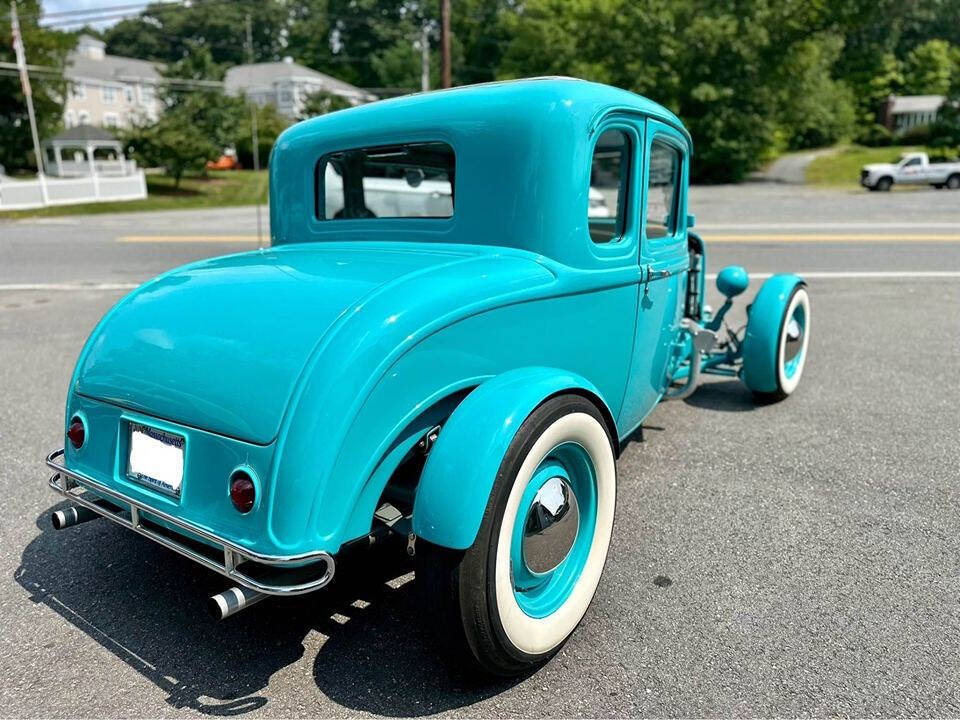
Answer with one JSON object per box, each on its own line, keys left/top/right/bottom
{"left": 420, "top": 23, "right": 430, "bottom": 92}
{"left": 245, "top": 13, "right": 263, "bottom": 248}
{"left": 440, "top": 0, "right": 451, "bottom": 89}
{"left": 10, "top": 1, "right": 48, "bottom": 204}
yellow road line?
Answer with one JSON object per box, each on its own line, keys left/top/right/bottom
{"left": 707, "top": 234, "right": 960, "bottom": 243}
{"left": 117, "top": 235, "right": 260, "bottom": 243}
{"left": 116, "top": 233, "right": 960, "bottom": 244}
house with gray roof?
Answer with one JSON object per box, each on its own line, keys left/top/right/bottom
{"left": 64, "top": 35, "right": 164, "bottom": 130}
{"left": 880, "top": 94, "right": 946, "bottom": 136}
{"left": 224, "top": 58, "right": 376, "bottom": 119}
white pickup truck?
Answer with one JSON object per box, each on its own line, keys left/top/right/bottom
{"left": 860, "top": 151, "right": 960, "bottom": 191}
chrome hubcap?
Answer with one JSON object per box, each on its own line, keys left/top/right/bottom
{"left": 784, "top": 316, "right": 804, "bottom": 363}
{"left": 522, "top": 476, "right": 579, "bottom": 574}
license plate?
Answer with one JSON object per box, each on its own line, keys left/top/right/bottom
{"left": 128, "top": 423, "right": 185, "bottom": 497}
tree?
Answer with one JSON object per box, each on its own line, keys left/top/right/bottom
{"left": 235, "top": 103, "right": 290, "bottom": 168}
{"left": 0, "top": 0, "right": 73, "bottom": 172}
{"left": 124, "top": 108, "right": 219, "bottom": 187}
{"left": 448, "top": 0, "right": 512, "bottom": 86}
{"left": 774, "top": 35, "right": 856, "bottom": 150}
{"left": 50, "top": 0, "right": 960, "bottom": 183}
{"left": 104, "top": 0, "right": 287, "bottom": 66}
{"left": 285, "top": 0, "right": 336, "bottom": 76}
{"left": 164, "top": 44, "right": 227, "bottom": 83}
{"left": 903, "top": 39, "right": 957, "bottom": 95}
{"left": 158, "top": 51, "right": 245, "bottom": 153}
{"left": 288, "top": 0, "right": 424, "bottom": 89}
{"left": 158, "top": 87, "right": 246, "bottom": 154}
{"left": 927, "top": 72, "right": 960, "bottom": 149}
{"left": 298, "top": 90, "right": 352, "bottom": 121}
{"left": 100, "top": 15, "right": 170, "bottom": 62}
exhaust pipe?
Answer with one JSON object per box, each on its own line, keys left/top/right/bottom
{"left": 208, "top": 585, "right": 267, "bottom": 620}
{"left": 51, "top": 505, "right": 100, "bottom": 530}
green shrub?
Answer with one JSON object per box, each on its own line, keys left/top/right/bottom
{"left": 855, "top": 123, "right": 893, "bottom": 147}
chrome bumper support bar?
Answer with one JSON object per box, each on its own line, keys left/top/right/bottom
{"left": 45, "top": 449, "right": 334, "bottom": 596}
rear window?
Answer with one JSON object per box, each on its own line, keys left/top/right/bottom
{"left": 316, "top": 141, "right": 455, "bottom": 220}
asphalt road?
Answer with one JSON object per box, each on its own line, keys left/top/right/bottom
{"left": 1, "top": 185, "right": 959, "bottom": 717}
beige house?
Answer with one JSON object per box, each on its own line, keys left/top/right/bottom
{"left": 64, "top": 35, "right": 163, "bottom": 130}
{"left": 224, "top": 58, "right": 375, "bottom": 119}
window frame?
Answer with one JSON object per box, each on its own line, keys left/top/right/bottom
{"left": 314, "top": 140, "right": 456, "bottom": 222}
{"left": 644, "top": 137, "right": 683, "bottom": 241}
{"left": 640, "top": 121, "right": 690, "bottom": 265}
{"left": 585, "top": 124, "right": 636, "bottom": 247}
{"left": 101, "top": 85, "right": 117, "bottom": 104}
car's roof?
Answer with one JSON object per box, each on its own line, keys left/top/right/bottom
{"left": 270, "top": 78, "right": 692, "bottom": 269}
{"left": 286, "top": 77, "right": 689, "bottom": 144}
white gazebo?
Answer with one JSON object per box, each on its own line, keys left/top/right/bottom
{"left": 41, "top": 124, "right": 131, "bottom": 177}
{"left": 1, "top": 125, "right": 146, "bottom": 211}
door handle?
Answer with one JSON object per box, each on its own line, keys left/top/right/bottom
{"left": 644, "top": 264, "right": 675, "bottom": 281}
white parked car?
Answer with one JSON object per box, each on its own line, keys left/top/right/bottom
{"left": 588, "top": 186, "right": 611, "bottom": 217}
{"left": 323, "top": 163, "right": 454, "bottom": 218}
{"left": 324, "top": 162, "right": 613, "bottom": 218}
{"left": 860, "top": 151, "right": 960, "bottom": 191}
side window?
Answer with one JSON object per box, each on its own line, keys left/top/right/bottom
{"left": 646, "top": 140, "right": 681, "bottom": 239}
{"left": 588, "top": 129, "right": 631, "bottom": 243}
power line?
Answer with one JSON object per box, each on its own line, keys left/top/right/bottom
{"left": 9, "top": 0, "right": 191, "bottom": 24}
{"left": 6, "top": 0, "right": 515, "bottom": 88}
{"left": 40, "top": 0, "right": 169, "bottom": 20}
{"left": 17, "top": 0, "right": 511, "bottom": 31}
{"left": 37, "top": 0, "right": 239, "bottom": 29}
{"left": 0, "top": 59, "right": 404, "bottom": 94}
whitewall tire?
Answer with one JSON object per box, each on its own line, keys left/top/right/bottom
{"left": 416, "top": 394, "right": 617, "bottom": 676}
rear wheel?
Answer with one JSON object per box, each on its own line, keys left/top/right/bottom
{"left": 947, "top": 174, "right": 960, "bottom": 190}
{"left": 416, "top": 394, "right": 617, "bottom": 676}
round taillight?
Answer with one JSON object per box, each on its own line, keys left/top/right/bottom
{"left": 230, "top": 471, "right": 256, "bottom": 513}
{"left": 67, "top": 417, "right": 85, "bottom": 449}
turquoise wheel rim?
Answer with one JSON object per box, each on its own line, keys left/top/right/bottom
{"left": 783, "top": 299, "right": 806, "bottom": 380}
{"left": 510, "top": 441, "right": 598, "bottom": 619}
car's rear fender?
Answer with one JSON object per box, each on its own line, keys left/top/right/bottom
{"left": 411, "top": 366, "right": 618, "bottom": 551}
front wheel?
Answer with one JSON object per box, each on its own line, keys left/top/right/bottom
{"left": 757, "top": 286, "right": 811, "bottom": 401}
{"left": 416, "top": 394, "right": 617, "bottom": 676}
{"left": 875, "top": 176, "right": 893, "bottom": 191}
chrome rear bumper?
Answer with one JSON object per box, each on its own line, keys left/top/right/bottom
{"left": 45, "top": 449, "right": 334, "bottom": 596}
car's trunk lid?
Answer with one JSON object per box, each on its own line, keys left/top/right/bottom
{"left": 76, "top": 243, "right": 472, "bottom": 444}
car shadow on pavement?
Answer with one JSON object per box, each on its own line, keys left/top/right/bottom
{"left": 16, "top": 506, "right": 517, "bottom": 716}
{"left": 684, "top": 379, "right": 769, "bottom": 412}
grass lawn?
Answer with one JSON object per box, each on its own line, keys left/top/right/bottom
{"left": 805, "top": 145, "right": 928, "bottom": 187}
{"left": 2, "top": 170, "right": 268, "bottom": 219}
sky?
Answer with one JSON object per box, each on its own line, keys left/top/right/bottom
{"left": 43, "top": 0, "right": 108, "bottom": 12}
{"left": 40, "top": 0, "right": 177, "bottom": 29}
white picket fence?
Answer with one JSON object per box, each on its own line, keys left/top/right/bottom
{"left": 0, "top": 170, "right": 147, "bottom": 212}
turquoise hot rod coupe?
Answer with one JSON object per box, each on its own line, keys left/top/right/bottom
{"left": 46, "top": 78, "right": 810, "bottom": 676}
